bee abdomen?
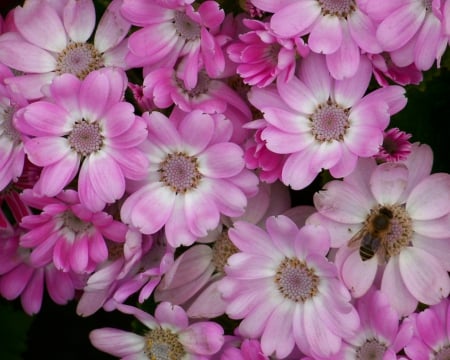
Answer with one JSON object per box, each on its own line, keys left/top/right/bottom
{"left": 359, "top": 246, "right": 375, "bottom": 261}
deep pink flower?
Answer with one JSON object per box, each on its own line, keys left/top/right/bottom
{"left": 375, "top": 127, "right": 413, "bottom": 163}
{"left": 309, "top": 143, "right": 450, "bottom": 316}
{"left": 90, "top": 301, "right": 224, "bottom": 359}
{"left": 121, "top": 0, "right": 226, "bottom": 89}
{"left": 249, "top": 53, "right": 407, "bottom": 190}
{"left": 19, "top": 189, "right": 128, "bottom": 274}
{"left": 251, "top": 0, "right": 382, "bottom": 79}
{"left": 120, "top": 109, "right": 258, "bottom": 248}
{"left": 13, "top": 68, "right": 149, "bottom": 212}
{"left": 220, "top": 215, "right": 360, "bottom": 359}
{"left": 404, "top": 298, "right": 450, "bottom": 360}
{"left": 0, "top": 0, "right": 131, "bottom": 99}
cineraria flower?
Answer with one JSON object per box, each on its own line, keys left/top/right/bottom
{"left": 13, "top": 68, "right": 149, "bottom": 212}
{"left": 404, "top": 298, "right": 450, "bottom": 359}
{"left": 121, "top": 0, "right": 226, "bottom": 89}
{"left": 365, "top": 0, "right": 448, "bottom": 71}
{"left": 0, "top": 225, "right": 79, "bottom": 315}
{"left": 227, "top": 18, "right": 308, "bottom": 88}
{"left": 90, "top": 301, "right": 224, "bottom": 359}
{"left": 309, "top": 143, "right": 450, "bottom": 316}
{"left": 330, "top": 287, "right": 413, "bottom": 359}
{"left": 251, "top": 0, "right": 382, "bottom": 79}
{"left": 0, "top": 0, "right": 131, "bottom": 99}
{"left": 219, "top": 215, "right": 360, "bottom": 359}
{"left": 120, "top": 109, "right": 259, "bottom": 248}
{"left": 19, "top": 189, "right": 128, "bottom": 274}
{"left": 213, "top": 335, "right": 270, "bottom": 360}
{"left": 375, "top": 127, "right": 412, "bottom": 163}
{"left": 249, "top": 53, "right": 407, "bottom": 190}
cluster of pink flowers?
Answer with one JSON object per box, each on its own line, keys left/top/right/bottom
{"left": 0, "top": 0, "right": 449, "bottom": 359}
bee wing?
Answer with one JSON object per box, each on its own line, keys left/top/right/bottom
{"left": 361, "top": 233, "right": 381, "bottom": 252}
{"left": 347, "top": 227, "right": 365, "bottom": 248}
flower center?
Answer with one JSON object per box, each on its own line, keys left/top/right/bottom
{"left": 144, "top": 327, "right": 186, "bottom": 360}
{"left": 158, "top": 152, "right": 202, "bottom": 194}
{"left": 212, "top": 229, "right": 239, "bottom": 273}
{"left": 173, "top": 11, "right": 201, "bottom": 41}
{"left": 68, "top": 120, "right": 103, "bottom": 157}
{"left": 56, "top": 42, "right": 103, "bottom": 79}
{"left": 435, "top": 344, "right": 450, "bottom": 360}
{"left": 176, "top": 71, "right": 211, "bottom": 97}
{"left": 310, "top": 99, "right": 350, "bottom": 142}
{"left": 355, "top": 338, "right": 387, "bottom": 360}
{"left": 61, "top": 211, "right": 90, "bottom": 234}
{"left": 0, "top": 104, "right": 20, "bottom": 144}
{"left": 107, "top": 240, "right": 124, "bottom": 261}
{"left": 316, "top": 0, "right": 356, "bottom": 18}
{"left": 275, "top": 257, "right": 320, "bottom": 302}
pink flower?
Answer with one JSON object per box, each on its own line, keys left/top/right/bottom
{"left": 19, "top": 189, "right": 128, "bottom": 274}
{"left": 213, "top": 335, "right": 270, "bottom": 360}
{"left": 249, "top": 53, "right": 407, "bottom": 190}
{"left": 14, "top": 68, "right": 149, "bottom": 212}
{"left": 309, "top": 143, "right": 450, "bottom": 316}
{"left": 366, "top": 0, "right": 448, "bottom": 70}
{"left": 219, "top": 215, "right": 360, "bottom": 359}
{"left": 375, "top": 127, "right": 413, "bottom": 163}
{"left": 0, "top": 226, "right": 78, "bottom": 315}
{"left": 121, "top": 0, "right": 226, "bottom": 89}
{"left": 404, "top": 298, "right": 450, "bottom": 360}
{"left": 120, "top": 109, "right": 258, "bottom": 248}
{"left": 0, "top": 0, "right": 131, "bottom": 99}
{"left": 331, "top": 287, "right": 413, "bottom": 359}
{"left": 251, "top": 0, "right": 382, "bottom": 79}
{"left": 90, "top": 301, "right": 224, "bottom": 359}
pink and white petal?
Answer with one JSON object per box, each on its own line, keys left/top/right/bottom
{"left": 179, "top": 322, "right": 224, "bottom": 355}
{"left": 403, "top": 143, "right": 433, "bottom": 191}
{"left": 86, "top": 152, "right": 125, "bottom": 204}
{"left": 281, "top": 148, "right": 320, "bottom": 190}
{"left": 344, "top": 124, "right": 384, "bottom": 157}
{"left": 127, "top": 23, "right": 177, "bottom": 58}
{"left": 376, "top": 3, "right": 425, "bottom": 51}
{"left": 106, "top": 147, "right": 149, "bottom": 181}
{"left": 406, "top": 173, "right": 450, "bottom": 220}
{"left": 412, "top": 214, "right": 450, "bottom": 239}
{"left": 24, "top": 137, "right": 71, "bottom": 167}
{"left": 262, "top": 107, "right": 311, "bottom": 133}
{"left": 79, "top": 72, "right": 111, "bottom": 121}
{"left": 341, "top": 249, "right": 377, "bottom": 298}
{"left": 270, "top": 0, "right": 321, "bottom": 38}
{"left": 70, "top": 235, "right": 89, "bottom": 273}
{"left": 412, "top": 233, "right": 450, "bottom": 271}
{"left": 370, "top": 162, "right": 409, "bottom": 205}
{"left": 308, "top": 15, "right": 342, "bottom": 54}
{"left": 226, "top": 253, "right": 275, "bottom": 279}
{"left": 250, "top": 0, "right": 297, "bottom": 13}
{"left": 348, "top": 10, "right": 382, "bottom": 54}
{"left": 46, "top": 268, "right": 75, "bottom": 305}
{"left": 95, "top": 0, "right": 132, "bottom": 53}
{"left": 208, "top": 179, "right": 247, "bottom": 218}
{"left": 0, "top": 40, "right": 57, "bottom": 73}
{"left": 265, "top": 215, "right": 298, "bottom": 257}
{"left": 4, "top": 73, "right": 55, "bottom": 100}
{"left": 292, "top": 305, "right": 312, "bottom": 356}
{"left": 349, "top": 99, "right": 390, "bottom": 129}
{"left": 238, "top": 296, "right": 278, "bottom": 339}
{"left": 48, "top": 74, "right": 82, "bottom": 114}
{"left": 21, "top": 269, "right": 44, "bottom": 315}
{"left": 34, "top": 153, "right": 80, "bottom": 197}
{"left": 164, "top": 198, "right": 197, "bottom": 247}
{"left": 184, "top": 190, "right": 220, "bottom": 238}
{"left": 155, "top": 301, "right": 189, "bottom": 329}
{"left": 14, "top": 2, "right": 67, "bottom": 52}
{"left": 120, "top": 0, "right": 173, "bottom": 26}
{"left": 178, "top": 111, "right": 214, "bottom": 154}
{"left": 399, "top": 247, "right": 450, "bottom": 305}
{"left": 416, "top": 307, "right": 446, "bottom": 349}
{"left": 381, "top": 257, "right": 417, "bottom": 317}
{"left": 101, "top": 102, "right": 135, "bottom": 137}
{"left": 248, "top": 86, "right": 291, "bottom": 111}
{"left": 88, "top": 231, "right": 109, "bottom": 264}
{"left": 333, "top": 55, "right": 372, "bottom": 108}
{"left": 262, "top": 126, "right": 313, "bottom": 154}
{"left": 63, "top": 0, "right": 96, "bottom": 43}
{"left": 89, "top": 328, "right": 144, "bottom": 358}
{"left": 310, "top": 141, "right": 342, "bottom": 171}
{"left": 295, "top": 224, "right": 331, "bottom": 258}
{"left": 144, "top": 111, "right": 181, "bottom": 150}
{"left": 329, "top": 144, "right": 358, "bottom": 179}
{"left": 198, "top": 143, "right": 244, "bottom": 178}
{"left": 298, "top": 53, "right": 331, "bottom": 106}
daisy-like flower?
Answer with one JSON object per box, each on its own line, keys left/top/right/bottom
{"left": 331, "top": 287, "right": 413, "bottom": 359}
{"left": 120, "top": 109, "right": 259, "bottom": 248}
{"left": 89, "top": 301, "right": 224, "bottom": 359}
{"left": 13, "top": 68, "right": 149, "bottom": 212}
{"left": 121, "top": 0, "right": 226, "bottom": 89}
{"left": 251, "top": 0, "right": 382, "bottom": 79}
{"left": 375, "top": 127, "right": 412, "bottom": 163}
{"left": 404, "top": 298, "right": 450, "bottom": 359}
{"left": 249, "top": 53, "right": 407, "bottom": 190}
{"left": 219, "top": 215, "right": 360, "bottom": 359}
{"left": 0, "top": 0, "right": 131, "bottom": 99}
{"left": 19, "top": 189, "right": 128, "bottom": 274}
{"left": 309, "top": 143, "right": 450, "bottom": 316}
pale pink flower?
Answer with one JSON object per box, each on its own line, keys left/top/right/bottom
{"left": 90, "top": 301, "right": 224, "bottom": 359}
{"left": 404, "top": 298, "right": 450, "bottom": 360}
{"left": 121, "top": 0, "right": 226, "bottom": 89}
{"left": 375, "top": 127, "right": 412, "bottom": 163}
{"left": 13, "top": 68, "right": 149, "bottom": 212}
{"left": 366, "top": 0, "right": 448, "bottom": 70}
{"left": 249, "top": 53, "right": 407, "bottom": 190}
{"left": 309, "top": 143, "right": 450, "bottom": 316}
{"left": 330, "top": 287, "right": 413, "bottom": 359}
{"left": 19, "top": 189, "right": 128, "bottom": 274}
{"left": 251, "top": 0, "right": 382, "bottom": 79}
{"left": 212, "top": 335, "right": 269, "bottom": 360}
{"left": 219, "top": 215, "right": 360, "bottom": 359}
{"left": 120, "top": 109, "right": 258, "bottom": 248}
{"left": 0, "top": 225, "right": 79, "bottom": 315}
{"left": 0, "top": 0, "right": 131, "bottom": 99}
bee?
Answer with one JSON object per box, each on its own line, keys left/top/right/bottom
{"left": 348, "top": 207, "right": 393, "bottom": 261}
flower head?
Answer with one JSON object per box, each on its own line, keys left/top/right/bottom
{"left": 375, "top": 127, "right": 413, "bottom": 163}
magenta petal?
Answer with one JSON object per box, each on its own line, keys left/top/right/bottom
{"left": 199, "top": 143, "right": 243, "bottom": 178}
{"left": 0, "top": 264, "right": 34, "bottom": 300}
{"left": 179, "top": 322, "right": 224, "bottom": 355}
{"left": 348, "top": 10, "right": 382, "bottom": 54}
{"left": 70, "top": 235, "right": 89, "bottom": 273}
{"left": 178, "top": 111, "right": 214, "bottom": 154}
{"left": 262, "top": 127, "right": 313, "bottom": 154}
{"left": 79, "top": 71, "right": 110, "bottom": 120}
{"left": 78, "top": 162, "right": 108, "bottom": 212}
{"left": 25, "top": 137, "right": 71, "bottom": 167}
{"left": 270, "top": 1, "right": 320, "bottom": 38}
